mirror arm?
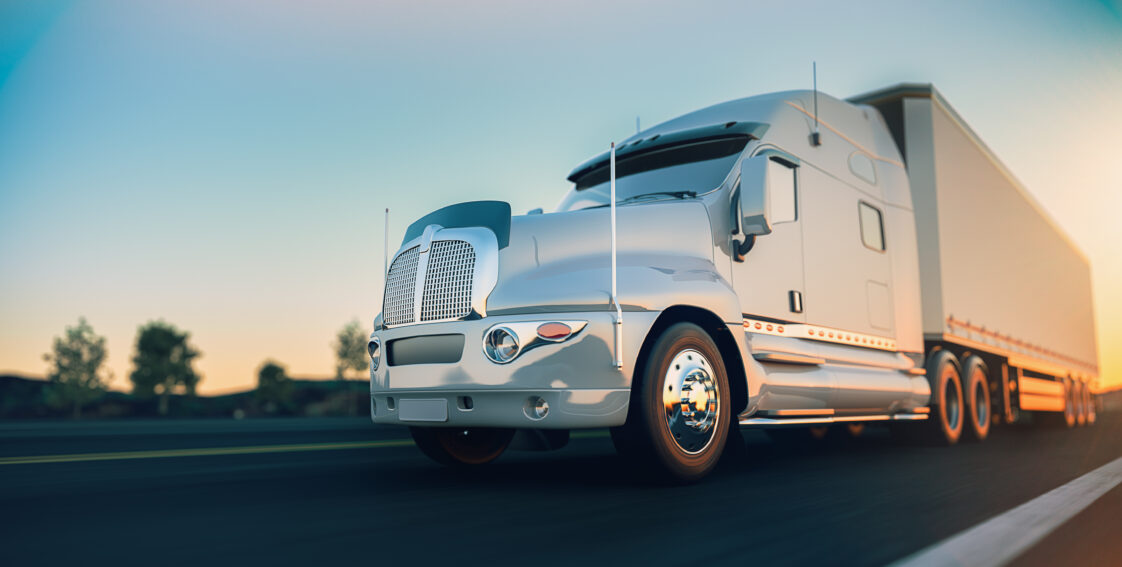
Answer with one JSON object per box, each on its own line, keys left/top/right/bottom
{"left": 735, "top": 234, "right": 756, "bottom": 262}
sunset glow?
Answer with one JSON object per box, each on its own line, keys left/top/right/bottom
{"left": 1, "top": 1, "right": 1119, "bottom": 393}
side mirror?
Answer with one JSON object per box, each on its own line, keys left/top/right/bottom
{"left": 740, "top": 156, "right": 772, "bottom": 236}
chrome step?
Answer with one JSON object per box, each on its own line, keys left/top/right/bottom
{"left": 752, "top": 352, "right": 826, "bottom": 366}
{"left": 740, "top": 412, "right": 929, "bottom": 427}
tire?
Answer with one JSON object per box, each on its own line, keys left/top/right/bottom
{"left": 615, "top": 322, "right": 731, "bottom": 483}
{"left": 1074, "top": 381, "right": 1087, "bottom": 427}
{"left": 1062, "top": 378, "right": 1077, "bottom": 428}
{"left": 961, "top": 355, "right": 991, "bottom": 442}
{"left": 923, "top": 350, "right": 964, "bottom": 445}
{"left": 1085, "top": 384, "right": 1097, "bottom": 426}
{"left": 409, "top": 427, "right": 515, "bottom": 467}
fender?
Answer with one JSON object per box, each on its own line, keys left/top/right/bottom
{"left": 486, "top": 201, "right": 755, "bottom": 396}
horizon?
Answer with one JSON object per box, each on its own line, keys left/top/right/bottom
{"left": 0, "top": 370, "right": 366, "bottom": 397}
{"left": 2, "top": 1, "right": 1120, "bottom": 393}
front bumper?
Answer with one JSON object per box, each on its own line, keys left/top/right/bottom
{"left": 371, "top": 388, "right": 629, "bottom": 429}
{"left": 370, "top": 310, "right": 658, "bottom": 429}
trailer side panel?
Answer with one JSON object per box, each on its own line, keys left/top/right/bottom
{"left": 910, "top": 93, "right": 1098, "bottom": 382}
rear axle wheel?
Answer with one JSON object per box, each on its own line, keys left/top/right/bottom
{"left": 923, "top": 350, "right": 964, "bottom": 445}
{"left": 961, "top": 355, "right": 991, "bottom": 442}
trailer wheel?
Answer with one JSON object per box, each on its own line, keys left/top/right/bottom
{"left": 1062, "top": 379, "right": 1077, "bottom": 428}
{"left": 618, "top": 322, "right": 730, "bottom": 483}
{"left": 961, "top": 356, "right": 991, "bottom": 442}
{"left": 409, "top": 427, "right": 515, "bottom": 466}
{"left": 1085, "top": 384, "right": 1097, "bottom": 426}
{"left": 1074, "top": 381, "right": 1087, "bottom": 427}
{"left": 924, "top": 350, "right": 964, "bottom": 445}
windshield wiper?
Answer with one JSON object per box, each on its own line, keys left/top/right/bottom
{"left": 615, "top": 190, "right": 698, "bottom": 205}
{"left": 585, "top": 190, "right": 698, "bottom": 210}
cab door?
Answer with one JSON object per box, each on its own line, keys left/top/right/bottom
{"left": 798, "top": 164, "right": 903, "bottom": 411}
{"left": 731, "top": 150, "right": 805, "bottom": 324}
{"left": 798, "top": 165, "right": 894, "bottom": 337}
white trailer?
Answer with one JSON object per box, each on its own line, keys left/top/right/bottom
{"left": 851, "top": 84, "right": 1100, "bottom": 427}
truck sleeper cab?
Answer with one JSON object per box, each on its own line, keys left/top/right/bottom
{"left": 369, "top": 84, "right": 1099, "bottom": 482}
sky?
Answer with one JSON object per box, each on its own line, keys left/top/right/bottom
{"left": 1, "top": 0, "right": 1120, "bottom": 394}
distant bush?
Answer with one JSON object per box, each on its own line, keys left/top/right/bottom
{"left": 129, "top": 320, "right": 201, "bottom": 415}
{"left": 42, "top": 318, "right": 110, "bottom": 419}
{"left": 256, "top": 360, "right": 294, "bottom": 415}
{"left": 334, "top": 320, "right": 368, "bottom": 381}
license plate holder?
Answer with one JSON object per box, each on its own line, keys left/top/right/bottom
{"left": 398, "top": 399, "right": 449, "bottom": 422}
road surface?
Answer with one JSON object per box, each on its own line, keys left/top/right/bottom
{"left": 2, "top": 412, "right": 1120, "bottom": 566}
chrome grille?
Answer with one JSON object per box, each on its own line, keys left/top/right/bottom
{"left": 383, "top": 246, "right": 419, "bottom": 326}
{"left": 420, "top": 240, "right": 476, "bottom": 322}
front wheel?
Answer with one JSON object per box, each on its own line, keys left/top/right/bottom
{"left": 409, "top": 427, "right": 515, "bottom": 467}
{"left": 614, "top": 322, "right": 731, "bottom": 483}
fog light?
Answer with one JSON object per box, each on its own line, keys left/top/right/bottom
{"left": 367, "top": 338, "right": 381, "bottom": 370}
{"left": 484, "top": 327, "right": 520, "bottom": 363}
{"left": 524, "top": 396, "right": 549, "bottom": 420}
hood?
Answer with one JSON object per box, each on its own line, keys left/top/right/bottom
{"left": 487, "top": 200, "right": 717, "bottom": 314}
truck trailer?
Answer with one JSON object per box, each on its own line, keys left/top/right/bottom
{"left": 367, "top": 83, "right": 1099, "bottom": 481}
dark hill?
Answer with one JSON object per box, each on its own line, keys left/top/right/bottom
{"left": 0, "top": 374, "right": 367, "bottom": 419}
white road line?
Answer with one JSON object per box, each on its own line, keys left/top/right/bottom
{"left": 891, "top": 456, "right": 1122, "bottom": 567}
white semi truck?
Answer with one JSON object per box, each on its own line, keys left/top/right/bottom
{"left": 368, "top": 83, "right": 1099, "bottom": 482}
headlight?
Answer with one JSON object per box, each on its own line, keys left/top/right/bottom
{"left": 367, "top": 338, "right": 381, "bottom": 370}
{"left": 484, "top": 327, "right": 520, "bottom": 364}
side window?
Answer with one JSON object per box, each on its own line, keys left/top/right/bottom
{"left": 859, "top": 201, "right": 885, "bottom": 251}
{"left": 767, "top": 158, "right": 797, "bottom": 224}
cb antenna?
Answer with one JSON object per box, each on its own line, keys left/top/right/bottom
{"left": 609, "top": 142, "right": 622, "bottom": 369}
{"left": 810, "top": 61, "right": 822, "bottom": 146}
{"left": 635, "top": 116, "right": 640, "bottom": 135}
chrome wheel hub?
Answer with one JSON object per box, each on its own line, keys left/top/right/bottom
{"left": 662, "top": 348, "right": 720, "bottom": 454}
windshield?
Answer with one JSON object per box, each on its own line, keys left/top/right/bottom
{"left": 557, "top": 136, "right": 748, "bottom": 212}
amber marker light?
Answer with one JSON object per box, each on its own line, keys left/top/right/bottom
{"left": 537, "top": 322, "right": 572, "bottom": 341}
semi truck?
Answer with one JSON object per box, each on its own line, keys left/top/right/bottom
{"left": 367, "top": 83, "right": 1100, "bottom": 482}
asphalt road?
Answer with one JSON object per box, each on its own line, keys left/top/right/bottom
{"left": 2, "top": 412, "right": 1120, "bottom": 566}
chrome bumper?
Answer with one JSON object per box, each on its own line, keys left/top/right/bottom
{"left": 369, "top": 310, "right": 658, "bottom": 429}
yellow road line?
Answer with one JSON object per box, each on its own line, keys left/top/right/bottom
{"left": 0, "top": 429, "right": 613, "bottom": 466}
{"left": 0, "top": 439, "right": 415, "bottom": 466}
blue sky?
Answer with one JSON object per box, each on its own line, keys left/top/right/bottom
{"left": 1, "top": 0, "right": 1120, "bottom": 392}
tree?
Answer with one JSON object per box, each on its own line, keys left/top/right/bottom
{"left": 334, "top": 320, "right": 368, "bottom": 380}
{"left": 256, "top": 359, "right": 293, "bottom": 414}
{"left": 129, "top": 320, "right": 201, "bottom": 415}
{"left": 42, "top": 317, "right": 110, "bottom": 418}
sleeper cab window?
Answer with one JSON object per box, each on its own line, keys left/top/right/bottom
{"left": 859, "top": 201, "right": 885, "bottom": 251}
{"left": 767, "top": 157, "right": 797, "bottom": 224}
